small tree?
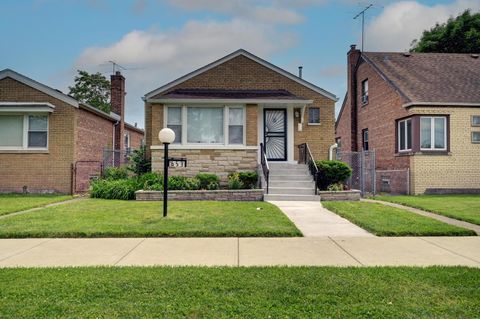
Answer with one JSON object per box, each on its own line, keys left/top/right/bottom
{"left": 128, "top": 145, "right": 151, "bottom": 175}
{"left": 69, "top": 70, "right": 111, "bottom": 113}
{"left": 411, "top": 10, "right": 480, "bottom": 53}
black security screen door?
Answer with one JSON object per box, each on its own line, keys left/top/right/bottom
{"left": 264, "top": 109, "right": 287, "bottom": 161}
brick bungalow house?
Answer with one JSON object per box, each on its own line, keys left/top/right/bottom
{"left": 336, "top": 45, "right": 480, "bottom": 194}
{"left": 144, "top": 49, "right": 337, "bottom": 200}
{"left": 0, "top": 69, "right": 144, "bottom": 194}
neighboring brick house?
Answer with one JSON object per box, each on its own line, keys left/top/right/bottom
{"left": 144, "top": 49, "right": 337, "bottom": 185}
{"left": 0, "top": 69, "right": 144, "bottom": 194}
{"left": 336, "top": 45, "right": 480, "bottom": 194}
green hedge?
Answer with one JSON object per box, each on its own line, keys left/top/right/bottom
{"left": 314, "top": 160, "right": 352, "bottom": 190}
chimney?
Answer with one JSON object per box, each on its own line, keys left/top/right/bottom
{"left": 298, "top": 66, "right": 303, "bottom": 79}
{"left": 347, "top": 44, "right": 361, "bottom": 151}
{"left": 111, "top": 71, "right": 126, "bottom": 151}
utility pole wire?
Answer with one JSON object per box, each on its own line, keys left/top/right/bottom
{"left": 353, "top": 4, "right": 373, "bottom": 52}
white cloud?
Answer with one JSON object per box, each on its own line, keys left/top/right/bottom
{"left": 74, "top": 19, "right": 297, "bottom": 126}
{"left": 365, "top": 0, "right": 480, "bottom": 51}
{"left": 166, "top": 0, "right": 304, "bottom": 24}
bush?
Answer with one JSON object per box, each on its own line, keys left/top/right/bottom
{"left": 168, "top": 176, "right": 201, "bottom": 191}
{"left": 238, "top": 171, "right": 258, "bottom": 189}
{"left": 196, "top": 173, "right": 219, "bottom": 190}
{"left": 103, "top": 167, "right": 128, "bottom": 180}
{"left": 228, "top": 173, "right": 243, "bottom": 189}
{"left": 228, "top": 171, "right": 259, "bottom": 189}
{"left": 128, "top": 145, "right": 151, "bottom": 175}
{"left": 90, "top": 179, "right": 137, "bottom": 200}
{"left": 135, "top": 172, "right": 162, "bottom": 191}
{"left": 314, "top": 160, "right": 352, "bottom": 190}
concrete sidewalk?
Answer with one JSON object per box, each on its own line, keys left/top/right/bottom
{"left": 269, "top": 201, "right": 373, "bottom": 237}
{"left": 0, "top": 237, "right": 478, "bottom": 268}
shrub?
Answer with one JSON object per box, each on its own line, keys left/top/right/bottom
{"left": 326, "top": 183, "right": 344, "bottom": 191}
{"left": 238, "top": 171, "right": 258, "bottom": 189}
{"left": 196, "top": 173, "right": 219, "bottom": 190}
{"left": 128, "top": 145, "right": 151, "bottom": 175}
{"left": 135, "top": 172, "right": 162, "bottom": 191}
{"left": 228, "top": 171, "right": 259, "bottom": 189}
{"left": 168, "top": 176, "right": 201, "bottom": 191}
{"left": 228, "top": 173, "right": 243, "bottom": 189}
{"left": 90, "top": 179, "right": 137, "bottom": 200}
{"left": 314, "top": 160, "right": 352, "bottom": 190}
{"left": 103, "top": 167, "right": 128, "bottom": 180}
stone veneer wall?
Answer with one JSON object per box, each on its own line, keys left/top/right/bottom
{"left": 319, "top": 190, "right": 361, "bottom": 201}
{"left": 136, "top": 189, "right": 264, "bottom": 201}
{"left": 151, "top": 148, "right": 258, "bottom": 183}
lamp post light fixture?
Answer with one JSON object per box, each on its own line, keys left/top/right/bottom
{"left": 158, "top": 128, "right": 175, "bottom": 217}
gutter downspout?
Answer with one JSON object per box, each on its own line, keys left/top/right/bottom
{"left": 113, "top": 121, "right": 119, "bottom": 166}
{"left": 329, "top": 143, "right": 338, "bottom": 160}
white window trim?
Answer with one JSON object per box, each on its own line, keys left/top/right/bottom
{"left": 398, "top": 118, "right": 412, "bottom": 152}
{"left": 471, "top": 115, "right": 480, "bottom": 127}
{"left": 164, "top": 104, "right": 246, "bottom": 147}
{"left": 420, "top": 116, "right": 447, "bottom": 151}
{"left": 472, "top": 131, "right": 480, "bottom": 144}
{"left": 0, "top": 114, "right": 49, "bottom": 151}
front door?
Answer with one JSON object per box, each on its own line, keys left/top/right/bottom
{"left": 264, "top": 108, "right": 287, "bottom": 161}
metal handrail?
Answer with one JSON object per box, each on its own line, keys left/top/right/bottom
{"left": 260, "top": 143, "right": 270, "bottom": 194}
{"left": 298, "top": 143, "right": 319, "bottom": 195}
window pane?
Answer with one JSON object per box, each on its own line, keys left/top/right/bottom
{"left": 434, "top": 117, "right": 445, "bottom": 149}
{"left": 0, "top": 115, "right": 23, "bottom": 147}
{"left": 229, "top": 108, "right": 243, "bottom": 125}
{"left": 472, "top": 116, "right": 480, "bottom": 126}
{"left": 167, "top": 125, "right": 182, "bottom": 144}
{"left": 187, "top": 107, "right": 224, "bottom": 143}
{"left": 29, "top": 115, "right": 47, "bottom": 131}
{"left": 167, "top": 107, "right": 182, "bottom": 125}
{"left": 399, "top": 121, "right": 405, "bottom": 150}
{"left": 229, "top": 126, "right": 243, "bottom": 144}
{"left": 406, "top": 119, "right": 412, "bottom": 149}
{"left": 473, "top": 132, "right": 480, "bottom": 142}
{"left": 309, "top": 108, "right": 320, "bottom": 123}
{"left": 28, "top": 132, "right": 47, "bottom": 148}
{"left": 420, "top": 118, "right": 431, "bottom": 149}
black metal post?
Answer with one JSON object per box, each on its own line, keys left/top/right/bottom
{"left": 163, "top": 142, "right": 169, "bottom": 217}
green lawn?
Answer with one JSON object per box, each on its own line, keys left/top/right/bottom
{"left": 0, "top": 267, "right": 478, "bottom": 318}
{"left": 0, "top": 199, "right": 301, "bottom": 238}
{"left": 322, "top": 201, "right": 475, "bottom": 236}
{"left": 0, "top": 194, "right": 72, "bottom": 216}
{"left": 376, "top": 195, "right": 480, "bottom": 225}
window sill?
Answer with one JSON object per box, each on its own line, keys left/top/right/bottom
{"left": 0, "top": 149, "right": 49, "bottom": 154}
{"left": 395, "top": 151, "right": 451, "bottom": 157}
{"left": 307, "top": 123, "right": 321, "bottom": 126}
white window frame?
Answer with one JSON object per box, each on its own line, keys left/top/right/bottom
{"left": 361, "top": 79, "right": 369, "bottom": 105}
{"left": 471, "top": 115, "right": 480, "bottom": 127}
{"left": 420, "top": 116, "right": 447, "bottom": 151}
{"left": 472, "top": 131, "right": 480, "bottom": 144}
{"left": 164, "top": 104, "right": 246, "bottom": 147}
{"left": 397, "top": 118, "right": 412, "bottom": 152}
{"left": 0, "top": 114, "right": 49, "bottom": 151}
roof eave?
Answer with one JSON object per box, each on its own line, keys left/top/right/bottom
{"left": 403, "top": 101, "right": 480, "bottom": 108}
{"left": 146, "top": 98, "right": 314, "bottom": 105}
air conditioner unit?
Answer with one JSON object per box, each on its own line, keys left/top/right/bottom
{"left": 362, "top": 95, "right": 369, "bottom": 104}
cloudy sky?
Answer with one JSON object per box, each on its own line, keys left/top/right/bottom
{"left": 1, "top": 0, "right": 479, "bottom": 127}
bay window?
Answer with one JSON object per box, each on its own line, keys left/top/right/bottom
{"left": 420, "top": 117, "right": 446, "bottom": 150}
{"left": 0, "top": 114, "right": 48, "bottom": 150}
{"left": 398, "top": 118, "right": 412, "bottom": 152}
{"left": 165, "top": 105, "right": 245, "bottom": 146}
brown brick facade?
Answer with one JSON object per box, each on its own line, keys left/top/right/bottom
{"left": 0, "top": 73, "right": 144, "bottom": 194}
{"left": 146, "top": 54, "right": 336, "bottom": 178}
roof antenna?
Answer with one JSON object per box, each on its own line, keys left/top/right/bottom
{"left": 107, "top": 61, "right": 126, "bottom": 75}
{"left": 353, "top": 4, "right": 373, "bottom": 52}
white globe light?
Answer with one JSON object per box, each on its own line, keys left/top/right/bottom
{"left": 158, "top": 128, "right": 175, "bottom": 144}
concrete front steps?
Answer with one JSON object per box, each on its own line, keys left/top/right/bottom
{"left": 264, "top": 162, "right": 320, "bottom": 201}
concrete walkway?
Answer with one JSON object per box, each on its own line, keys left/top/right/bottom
{"left": 0, "top": 237, "right": 479, "bottom": 267}
{"left": 269, "top": 201, "right": 373, "bottom": 237}
{"left": 364, "top": 199, "right": 480, "bottom": 235}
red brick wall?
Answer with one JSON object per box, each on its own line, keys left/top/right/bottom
{"left": 74, "top": 108, "right": 114, "bottom": 192}
{"left": 125, "top": 127, "right": 144, "bottom": 149}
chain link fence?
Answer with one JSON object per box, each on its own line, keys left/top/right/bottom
{"left": 102, "top": 148, "right": 134, "bottom": 170}
{"left": 336, "top": 150, "right": 410, "bottom": 196}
